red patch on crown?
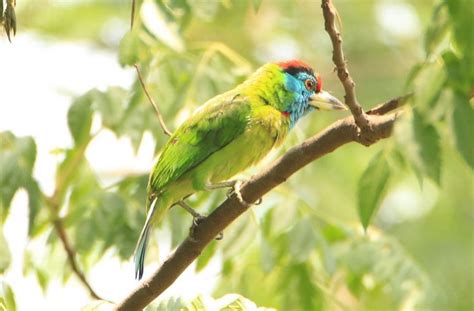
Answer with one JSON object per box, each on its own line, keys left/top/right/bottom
{"left": 277, "top": 60, "right": 312, "bottom": 72}
{"left": 281, "top": 111, "right": 291, "bottom": 117}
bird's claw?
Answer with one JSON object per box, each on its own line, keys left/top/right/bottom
{"left": 226, "top": 181, "right": 263, "bottom": 206}
{"left": 192, "top": 214, "right": 206, "bottom": 227}
{"left": 226, "top": 180, "right": 245, "bottom": 204}
{"left": 190, "top": 215, "right": 223, "bottom": 241}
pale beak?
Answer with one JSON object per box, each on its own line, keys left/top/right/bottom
{"left": 309, "top": 91, "right": 346, "bottom": 111}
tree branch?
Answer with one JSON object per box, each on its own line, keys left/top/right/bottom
{"left": 115, "top": 96, "right": 405, "bottom": 310}
{"left": 321, "top": 0, "right": 372, "bottom": 135}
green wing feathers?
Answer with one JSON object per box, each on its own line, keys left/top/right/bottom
{"left": 147, "top": 94, "right": 251, "bottom": 200}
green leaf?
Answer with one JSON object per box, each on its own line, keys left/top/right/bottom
{"left": 404, "top": 62, "right": 424, "bottom": 90}
{"left": 412, "top": 110, "right": 442, "bottom": 184}
{"left": 36, "top": 268, "right": 49, "bottom": 292}
{"left": 0, "top": 282, "right": 15, "bottom": 311}
{"left": 119, "top": 30, "right": 141, "bottom": 67}
{"left": 93, "top": 87, "right": 127, "bottom": 131}
{"left": 178, "top": 294, "right": 273, "bottom": 311}
{"left": 155, "top": 296, "right": 187, "bottom": 311}
{"left": 396, "top": 110, "right": 442, "bottom": 184}
{"left": 442, "top": 51, "right": 471, "bottom": 94}
{"left": 288, "top": 218, "right": 316, "bottom": 262}
{"left": 446, "top": 0, "right": 474, "bottom": 85}
{"left": 0, "top": 230, "right": 11, "bottom": 273}
{"left": 280, "top": 263, "right": 322, "bottom": 310}
{"left": 183, "top": 295, "right": 206, "bottom": 311}
{"left": 0, "top": 132, "right": 39, "bottom": 225}
{"left": 67, "top": 94, "right": 93, "bottom": 146}
{"left": 451, "top": 93, "right": 474, "bottom": 169}
{"left": 25, "top": 179, "right": 42, "bottom": 236}
{"left": 196, "top": 241, "right": 217, "bottom": 272}
{"left": 141, "top": 0, "right": 184, "bottom": 52}
{"left": 252, "top": 0, "right": 263, "bottom": 13}
{"left": 424, "top": 3, "right": 450, "bottom": 57}
{"left": 357, "top": 151, "right": 391, "bottom": 230}
{"left": 413, "top": 59, "right": 446, "bottom": 113}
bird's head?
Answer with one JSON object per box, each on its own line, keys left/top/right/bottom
{"left": 252, "top": 60, "right": 346, "bottom": 127}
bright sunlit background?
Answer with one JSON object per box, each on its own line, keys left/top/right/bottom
{"left": 1, "top": 0, "right": 472, "bottom": 310}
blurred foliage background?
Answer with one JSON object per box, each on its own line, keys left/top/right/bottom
{"left": 1, "top": 0, "right": 473, "bottom": 310}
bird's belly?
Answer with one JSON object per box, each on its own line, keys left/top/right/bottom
{"left": 187, "top": 124, "right": 281, "bottom": 189}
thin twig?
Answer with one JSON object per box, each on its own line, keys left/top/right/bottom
{"left": 134, "top": 64, "right": 172, "bottom": 136}
{"left": 45, "top": 135, "right": 105, "bottom": 301}
{"left": 366, "top": 93, "right": 413, "bottom": 116}
{"left": 115, "top": 96, "right": 405, "bottom": 310}
{"left": 131, "top": 0, "right": 136, "bottom": 30}
{"left": 44, "top": 194, "right": 103, "bottom": 300}
{"left": 321, "top": 0, "right": 370, "bottom": 132}
{"left": 129, "top": 0, "right": 172, "bottom": 137}
{"left": 53, "top": 219, "right": 102, "bottom": 300}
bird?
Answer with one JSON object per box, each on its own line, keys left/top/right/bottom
{"left": 134, "top": 60, "right": 346, "bottom": 279}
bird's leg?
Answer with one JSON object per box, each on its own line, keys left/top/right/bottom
{"left": 176, "top": 200, "right": 223, "bottom": 241}
{"left": 206, "top": 179, "right": 246, "bottom": 204}
{"left": 205, "top": 179, "right": 262, "bottom": 206}
{"left": 176, "top": 200, "right": 202, "bottom": 219}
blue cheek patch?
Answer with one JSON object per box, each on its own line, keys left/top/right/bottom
{"left": 284, "top": 73, "right": 304, "bottom": 94}
{"left": 283, "top": 73, "right": 314, "bottom": 128}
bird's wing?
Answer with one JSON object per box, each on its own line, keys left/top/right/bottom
{"left": 148, "top": 93, "right": 251, "bottom": 198}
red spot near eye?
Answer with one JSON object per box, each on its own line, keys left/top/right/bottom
{"left": 282, "top": 111, "right": 290, "bottom": 117}
{"left": 316, "top": 74, "right": 322, "bottom": 93}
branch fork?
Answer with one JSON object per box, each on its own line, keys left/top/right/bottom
{"left": 321, "top": 0, "right": 375, "bottom": 140}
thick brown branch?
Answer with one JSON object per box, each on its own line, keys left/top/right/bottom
{"left": 115, "top": 97, "right": 404, "bottom": 310}
{"left": 321, "top": 0, "right": 370, "bottom": 131}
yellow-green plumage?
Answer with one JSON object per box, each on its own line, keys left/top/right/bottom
{"left": 134, "top": 60, "right": 344, "bottom": 279}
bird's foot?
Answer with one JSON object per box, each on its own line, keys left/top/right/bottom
{"left": 226, "top": 179, "right": 246, "bottom": 204}
{"left": 187, "top": 209, "right": 223, "bottom": 242}
{"left": 205, "top": 179, "right": 254, "bottom": 205}
{"left": 223, "top": 180, "right": 263, "bottom": 206}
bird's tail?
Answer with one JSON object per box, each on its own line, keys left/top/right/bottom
{"left": 134, "top": 197, "right": 158, "bottom": 280}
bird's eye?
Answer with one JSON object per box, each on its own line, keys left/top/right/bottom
{"left": 304, "top": 79, "right": 315, "bottom": 91}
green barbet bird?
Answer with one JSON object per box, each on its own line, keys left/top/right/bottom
{"left": 134, "top": 60, "right": 345, "bottom": 279}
